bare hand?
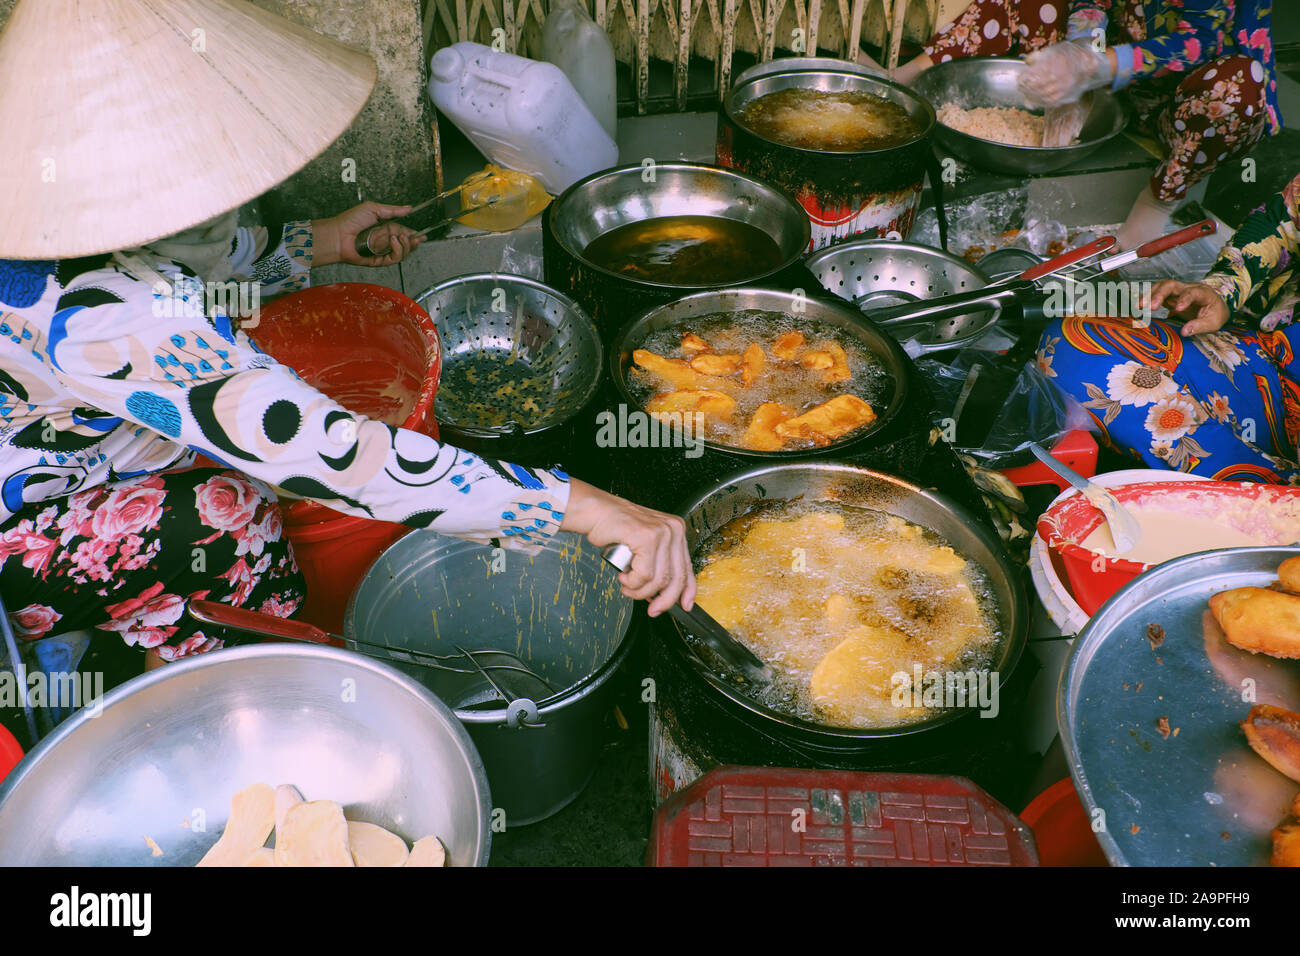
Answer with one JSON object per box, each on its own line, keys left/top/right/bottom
{"left": 1141, "top": 279, "right": 1230, "bottom": 336}
{"left": 560, "top": 479, "right": 696, "bottom": 617}
{"left": 314, "top": 201, "right": 426, "bottom": 268}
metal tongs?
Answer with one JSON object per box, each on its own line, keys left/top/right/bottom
{"left": 864, "top": 219, "right": 1217, "bottom": 338}
{"left": 601, "top": 544, "right": 774, "bottom": 686}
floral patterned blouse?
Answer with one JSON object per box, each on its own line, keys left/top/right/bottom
{"left": 1202, "top": 172, "right": 1300, "bottom": 331}
{"left": 1067, "top": 0, "right": 1282, "bottom": 135}
{"left": 0, "top": 221, "right": 569, "bottom": 548}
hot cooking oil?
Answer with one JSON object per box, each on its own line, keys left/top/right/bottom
{"left": 582, "top": 215, "right": 783, "bottom": 285}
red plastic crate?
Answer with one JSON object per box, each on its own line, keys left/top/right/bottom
{"left": 999, "top": 429, "right": 1098, "bottom": 492}
{"left": 649, "top": 766, "right": 1039, "bottom": 867}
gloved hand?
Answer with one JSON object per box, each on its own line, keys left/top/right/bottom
{"left": 1042, "top": 96, "right": 1090, "bottom": 147}
{"left": 1019, "top": 40, "right": 1114, "bottom": 108}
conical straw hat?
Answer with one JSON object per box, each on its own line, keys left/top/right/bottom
{"left": 0, "top": 0, "right": 377, "bottom": 259}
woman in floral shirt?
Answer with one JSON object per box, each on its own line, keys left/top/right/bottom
{"left": 1036, "top": 172, "right": 1300, "bottom": 481}
{"left": 0, "top": 0, "right": 694, "bottom": 715}
{"left": 868, "top": 1, "right": 1280, "bottom": 248}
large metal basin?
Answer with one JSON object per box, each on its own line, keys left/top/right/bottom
{"left": 0, "top": 645, "right": 492, "bottom": 866}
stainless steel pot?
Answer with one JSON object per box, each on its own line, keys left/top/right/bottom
{"left": 0, "top": 644, "right": 492, "bottom": 865}
{"left": 544, "top": 162, "right": 811, "bottom": 340}
{"left": 345, "top": 530, "right": 634, "bottom": 826}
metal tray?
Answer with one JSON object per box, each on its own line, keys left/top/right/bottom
{"left": 1060, "top": 547, "right": 1300, "bottom": 866}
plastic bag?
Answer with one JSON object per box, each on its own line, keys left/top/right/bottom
{"left": 916, "top": 349, "right": 1096, "bottom": 467}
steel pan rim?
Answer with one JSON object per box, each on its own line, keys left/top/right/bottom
{"left": 0, "top": 643, "right": 495, "bottom": 866}
{"left": 1058, "top": 544, "right": 1300, "bottom": 867}
{"left": 412, "top": 272, "right": 605, "bottom": 436}
{"left": 606, "top": 285, "right": 911, "bottom": 456}
{"left": 547, "top": 161, "right": 812, "bottom": 291}
{"left": 723, "top": 68, "right": 937, "bottom": 155}
{"left": 667, "top": 460, "right": 1030, "bottom": 740}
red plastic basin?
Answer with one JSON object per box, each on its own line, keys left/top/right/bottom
{"left": 0, "top": 725, "right": 22, "bottom": 783}
{"left": 1020, "top": 778, "right": 1108, "bottom": 867}
{"left": 1037, "top": 480, "right": 1300, "bottom": 616}
{"left": 251, "top": 284, "right": 442, "bottom": 633}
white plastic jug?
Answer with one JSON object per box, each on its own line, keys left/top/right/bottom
{"left": 428, "top": 42, "right": 618, "bottom": 196}
{"left": 541, "top": 0, "right": 617, "bottom": 140}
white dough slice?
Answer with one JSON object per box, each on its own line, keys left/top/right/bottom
{"left": 274, "top": 800, "right": 354, "bottom": 867}
{"left": 273, "top": 784, "right": 304, "bottom": 837}
{"left": 196, "top": 783, "right": 275, "bottom": 867}
{"left": 347, "top": 821, "right": 410, "bottom": 867}
{"left": 242, "top": 847, "right": 276, "bottom": 867}
{"left": 405, "top": 835, "right": 447, "bottom": 867}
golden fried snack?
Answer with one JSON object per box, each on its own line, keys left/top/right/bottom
{"left": 820, "top": 341, "right": 851, "bottom": 383}
{"left": 799, "top": 350, "right": 834, "bottom": 371}
{"left": 810, "top": 624, "right": 925, "bottom": 726}
{"left": 739, "top": 342, "right": 765, "bottom": 386}
{"left": 647, "top": 388, "right": 736, "bottom": 420}
{"left": 742, "top": 401, "right": 796, "bottom": 450}
{"left": 1279, "top": 556, "right": 1300, "bottom": 594}
{"left": 682, "top": 332, "right": 710, "bottom": 354}
{"left": 689, "top": 353, "right": 743, "bottom": 376}
{"left": 774, "top": 394, "right": 876, "bottom": 446}
{"left": 1209, "top": 587, "right": 1300, "bottom": 659}
{"left": 1272, "top": 793, "right": 1300, "bottom": 867}
{"left": 632, "top": 349, "right": 723, "bottom": 389}
{"left": 772, "top": 330, "right": 805, "bottom": 360}
{"left": 1242, "top": 705, "right": 1300, "bottom": 783}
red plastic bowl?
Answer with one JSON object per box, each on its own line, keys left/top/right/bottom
{"left": 0, "top": 725, "right": 23, "bottom": 782}
{"left": 1020, "top": 778, "right": 1108, "bottom": 867}
{"left": 1037, "top": 480, "right": 1300, "bottom": 615}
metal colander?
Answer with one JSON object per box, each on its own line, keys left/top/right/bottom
{"left": 415, "top": 274, "right": 603, "bottom": 436}
{"left": 806, "top": 240, "right": 998, "bottom": 352}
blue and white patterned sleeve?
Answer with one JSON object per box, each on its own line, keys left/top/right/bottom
{"left": 226, "top": 220, "right": 313, "bottom": 296}
{"left": 43, "top": 270, "right": 571, "bottom": 551}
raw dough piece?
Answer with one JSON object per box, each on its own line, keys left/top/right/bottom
{"left": 1209, "top": 587, "right": 1300, "bottom": 659}
{"left": 196, "top": 783, "right": 275, "bottom": 867}
{"left": 242, "top": 848, "right": 276, "bottom": 867}
{"left": 406, "top": 835, "right": 447, "bottom": 867}
{"left": 274, "top": 784, "right": 304, "bottom": 836}
{"left": 347, "top": 821, "right": 410, "bottom": 867}
{"left": 274, "top": 800, "right": 354, "bottom": 867}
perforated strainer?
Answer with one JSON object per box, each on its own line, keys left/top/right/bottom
{"left": 414, "top": 274, "right": 603, "bottom": 439}
{"left": 806, "top": 239, "right": 997, "bottom": 351}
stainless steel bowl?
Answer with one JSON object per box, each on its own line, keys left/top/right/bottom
{"left": 0, "top": 645, "right": 492, "bottom": 865}
{"left": 608, "top": 286, "right": 910, "bottom": 456}
{"left": 548, "top": 162, "right": 811, "bottom": 291}
{"left": 674, "top": 462, "right": 1028, "bottom": 738}
{"left": 911, "top": 57, "right": 1128, "bottom": 174}
{"left": 805, "top": 239, "right": 998, "bottom": 351}
{"left": 732, "top": 56, "right": 887, "bottom": 88}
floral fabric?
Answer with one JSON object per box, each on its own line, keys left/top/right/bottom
{"left": 1038, "top": 314, "right": 1300, "bottom": 481}
{"left": 1202, "top": 173, "right": 1300, "bottom": 329}
{"left": 1, "top": 466, "right": 305, "bottom": 664}
{"left": 923, "top": 0, "right": 1279, "bottom": 200}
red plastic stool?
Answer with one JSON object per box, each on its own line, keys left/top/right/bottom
{"left": 999, "top": 429, "right": 1098, "bottom": 491}
{"left": 649, "top": 766, "right": 1039, "bottom": 866}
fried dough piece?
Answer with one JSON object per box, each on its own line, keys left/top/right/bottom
{"left": 1272, "top": 794, "right": 1300, "bottom": 867}
{"left": 632, "top": 349, "right": 722, "bottom": 389}
{"left": 771, "top": 330, "right": 805, "bottom": 360}
{"left": 689, "top": 353, "right": 743, "bottom": 376}
{"left": 810, "top": 624, "right": 925, "bottom": 726}
{"left": 196, "top": 783, "right": 275, "bottom": 867}
{"left": 820, "top": 341, "right": 852, "bottom": 383}
{"left": 774, "top": 395, "right": 877, "bottom": 446}
{"left": 646, "top": 388, "right": 736, "bottom": 420}
{"left": 1279, "top": 556, "right": 1300, "bottom": 594}
{"left": 742, "top": 401, "right": 796, "bottom": 450}
{"left": 1242, "top": 705, "right": 1300, "bottom": 782}
{"left": 799, "top": 350, "right": 834, "bottom": 371}
{"left": 694, "top": 555, "right": 755, "bottom": 634}
{"left": 740, "top": 343, "right": 765, "bottom": 386}
{"left": 1209, "top": 587, "right": 1300, "bottom": 659}
{"left": 681, "top": 332, "right": 710, "bottom": 354}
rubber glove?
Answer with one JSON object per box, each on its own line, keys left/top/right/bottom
{"left": 1019, "top": 40, "right": 1113, "bottom": 109}
{"left": 1042, "top": 95, "right": 1091, "bottom": 147}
